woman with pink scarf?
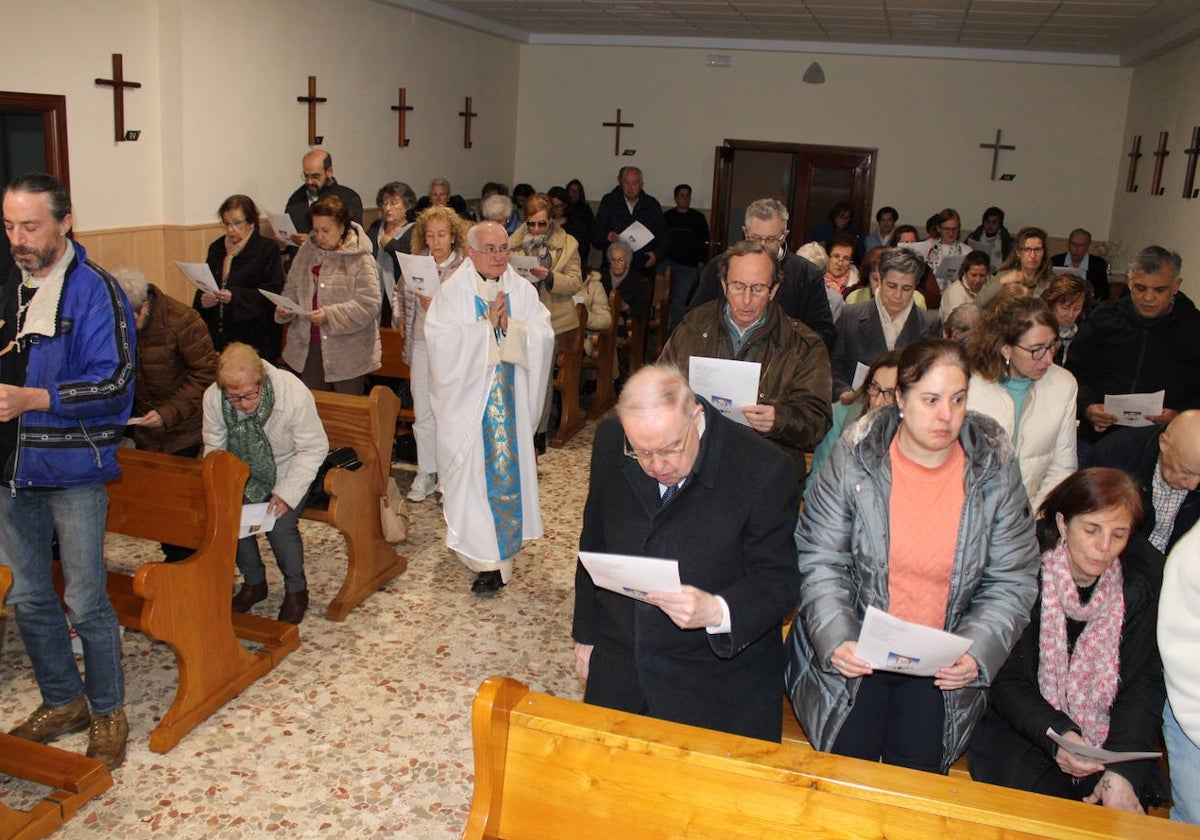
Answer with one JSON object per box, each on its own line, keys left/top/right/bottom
{"left": 968, "top": 467, "right": 1166, "bottom": 813}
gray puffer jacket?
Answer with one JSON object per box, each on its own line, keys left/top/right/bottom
{"left": 785, "top": 407, "right": 1040, "bottom": 773}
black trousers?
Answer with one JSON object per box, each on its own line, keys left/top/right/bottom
{"left": 831, "top": 670, "right": 947, "bottom": 774}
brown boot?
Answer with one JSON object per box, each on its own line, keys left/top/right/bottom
{"left": 9, "top": 695, "right": 90, "bottom": 743}
{"left": 231, "top": 581, "right": 268, "bottom": 613}
{"left": 277, "top": 589, "right": 309, "bottom": 624}
{"left": 86, "top": 706, "right": 128, "bottom": 771}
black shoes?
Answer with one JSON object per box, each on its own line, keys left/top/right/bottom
{"left": 277, "top": 589, "right": 309, "bottom": 624}
{"left": 231, "top": 581, "right": 268, "bottom": 613}
{"left": 471, "top": 571, "right": 505, "bottom": 595}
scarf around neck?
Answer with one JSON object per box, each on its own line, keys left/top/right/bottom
{"left": 1037, "top": 539, "right": 1124, "bottom": 747}
{"left": 222, "top": 375, "right": 277, "bottom": 503}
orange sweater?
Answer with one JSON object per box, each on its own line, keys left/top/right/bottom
{"left": 887, "top": 436, "right": 965, "bottom": 629}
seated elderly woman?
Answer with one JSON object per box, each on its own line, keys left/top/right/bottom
{"left": 199, "top": 194, "right": 285, "bottom": 361}
{"left": 1040, "top": 273, "right": 1092, "bottom": 366}
{"left": 203, "top": 343, "right": 329, "bottom": 624}
{"left": 966, "top": 295, "right": 1077, "bottom": 510}
{"left": 599, "top": 239, "right": 647, "bottom": 319}
{"left": 924, "top": 208, "right": 974, "bottom": 305}
{"left": 844, "top": 246, "right": 928, "bottom": 310}
{"left": 275, "top": 196, "right": 381, "bottom": 395}
{"left": 823, "top": 232, "right": 859, "bottom": 297}
{"left": 969, "top": 467, "right": 1166, "bottom": 812}
{"left": 366, "top": 180, "right": 417, "bottom": 326}
{"left": 938, "top": 250, "right": 991, "bottom": 321}
{"left": 942, "top": 302, "right": 981, "bottom": 345}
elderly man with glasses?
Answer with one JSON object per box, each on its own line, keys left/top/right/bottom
{"left": 659, "top": 240, "right": 831, "bottom": 493}
{"left": 572, "top": 361, "right": 800, "bottom": 741}
{"left": 424, "top": 221, "right": 554, "bottom": 594}
{"left": 688, "top": 198, "right": 834, "bottom": 349}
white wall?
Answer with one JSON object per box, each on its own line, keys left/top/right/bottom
{"left": 1, "top": 0, "right": 520, "bottom": 229}
{"left": 1110, "top": 36, "right": 1200, "bottom": 298}
{"left": 514, "top": 46, "right": 1131, "bottom": 241}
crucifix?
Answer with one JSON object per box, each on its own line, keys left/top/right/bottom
{"left": 94, "top": 53, "right": 142, "bottom": 143}
{"left": 1125, "top": 135, "right": 1142, "bottom": 193}
{"left": 1151, "top": 131, "right": 1170, "bottom": 196}
{"left": 391, "top": 87, "right": 414, "bottom": 148}
{"left": 296, "top": 76, "right": 327, "bottom": 146}
{"left": 458, "top": 97, "right": 478, "bottom": 149}
{"left": 978, "top": 129, "right": 1015, "bottom": 181}
{"left": 602, "top": 109, "right": 634, "bottom": 157}
{"left": 1183, "top": 127, "right": 1200, "bottom": 199}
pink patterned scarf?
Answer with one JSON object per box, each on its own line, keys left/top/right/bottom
{"left": 1037, "top": 540, "right": 1124, "bottom": 747}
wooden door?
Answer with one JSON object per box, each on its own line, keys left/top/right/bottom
{"left": 709, "top": 140, "right": 875, "bottom": 256}
{"left": 0, "top": 92, "right": 70, "bottom": 189}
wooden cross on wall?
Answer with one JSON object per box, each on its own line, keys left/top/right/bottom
{"left": 1183, "top": 127, "right": 1200, "bottom": 199}
{"left": 94, "top": 53, "right": 142, "bottom": 143}
{"left": 602, "top": 109, "right": 634, "bottom": 157}
{"left": 978, "top": 129, "right": 1015, "bottom": 181}
{"left": 296, "top": 76, "right": 326, "bottom": 146}
{"left": 458, "top": 97, "right": 477, "bottom": 149}
{"left": 391, "top": 88, "right": 414, "bottom": 148}
{"left": 1151, "top": 131, "right": 1170, "bottom": 196}
{"left": 1125, "top": 135, "right": 1142, "bottom": 193}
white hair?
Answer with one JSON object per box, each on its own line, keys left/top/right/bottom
{"left": 480, "top": 194, "right": 513, "bottom": 224}
{"left": 112, "top": 266, "right": 149, "bottom": 309}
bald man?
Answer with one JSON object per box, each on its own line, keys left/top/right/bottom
{"left": 1092, "top": 410, "right": 1200, "bottom": 559}
{"left": 283, "top": 149, "right": 363, "bottom": 246}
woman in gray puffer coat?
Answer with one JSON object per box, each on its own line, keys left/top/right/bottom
{"left": 786, "top": 338, "right": 1040, "bottom": 775}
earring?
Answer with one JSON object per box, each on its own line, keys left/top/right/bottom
{"left": 1002, "top": 355, "right": 1010, "bottom": 368}
{"left": 897, "top": 408, "right": 904, "bottom": 421}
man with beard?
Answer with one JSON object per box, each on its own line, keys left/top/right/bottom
{"left": 283, "top": 149, "right": 363, "bottom": 247}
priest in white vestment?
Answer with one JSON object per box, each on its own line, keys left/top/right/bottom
{"left": 424, "top": 221, "right": 554, "bottom": 594}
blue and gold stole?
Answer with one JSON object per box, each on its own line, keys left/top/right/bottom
{"left": 475, "top": 294, "right": 523, "bottom": 559}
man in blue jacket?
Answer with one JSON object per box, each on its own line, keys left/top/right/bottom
{"left": 0, "top": 173, "right": 136, "bottom": 770}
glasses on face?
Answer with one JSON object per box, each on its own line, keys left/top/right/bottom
{"left": 726, "top": 280, "right": 771, "bottom": 297}
{"left": 224, "top": 386, "right": 262, "bottom": 405}
{"left": 1014, "top": 338, "right": 1061, "bottom": 360}
{"left": 744, "top": 233, "right": 786, "bottom": 246}
{"left": 526, "top": 219, "right": 550, "bottom": 229}
{"left": 865, "top": 381, "right": 896, "bottom": 402}
{"left": 223, "top": 218, "right": 248, "bottom": 229}
{"left": 624, "top": 419, "right": 694, "bottom": 464}
{"left": 475, "top": 244, "right": 510, "bottom": 255}
{"left": 830, "top": 253, "right": 852, "bottom": 263}
{"left": 381, "top": 199, "right": 404, "bottom": 209}
{"left": 1018, "top": 246, "right": 1045, "bottom": 254}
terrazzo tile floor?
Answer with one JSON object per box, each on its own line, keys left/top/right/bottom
{"left": 0, "top": 421, "right": 597, "bottom": 838}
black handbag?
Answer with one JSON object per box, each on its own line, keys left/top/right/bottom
{"left": 307, "top": 446, "right": 362, "bottom": 509}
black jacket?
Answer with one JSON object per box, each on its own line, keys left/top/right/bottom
{"left": 284, "top": 178, "right": 364, "bottom": 233}
{"left": 1051, "top": 252, "right": 1110, "bottom": 301}
{"left": 968, "top": 543, "right": 1167, "bottom": 804}
{"left": 199, "top": 229, "right": 285, "bottom": 362}
{"left": 1067, "top": 292, "right": 1200, "bottom": 441}
{"left": 591, "top": 188, "right": 669, "bottom": 275}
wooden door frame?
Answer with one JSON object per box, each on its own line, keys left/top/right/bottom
{"left": 0, "top": 92, "right": 70, "bottom": 190}
{"left": 710, "top": 139, "right": 876, "bottom": 255}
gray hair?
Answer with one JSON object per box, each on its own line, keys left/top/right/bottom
{"left": 607, "top": 239, "right": 633, "bottom": 262}
{"left": 878, "top": 247, "right": 925, "bottom": 280}
{"left": 744, "top": 198, "right": 788, "bottom": 228}
{"left": 717, "top": 240, "right": 780, "bottom": 287}
{"left": 617, "top": 362, "right": 695, "bottom": 421}
{"left": 795, "top": 241, "right": 828, "bottom": 270}
{"left": 467, "top": 220, "right": 505, "bottom": 249}
{"left": 429, "top": 177, "right": 451, "bottom": 193}
{"left": 112, "top": 266, "right": 149, "bottom": 309}
{"left": 377, "top": 181, "right": 417, "bottom": 211}
{"left": 944, "top": 302, "right": 980, "bottom": 336}
{"left": 1128, "top": 245, "right": 1182, "bottom": 280}
{"left": 480, "top": 194, "right": 513, "bottom": 224}
{"left": 5, "top": 172, "right": 71, "bottom": 221}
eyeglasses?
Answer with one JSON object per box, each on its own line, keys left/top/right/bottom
{"left": 526, "top": 219, "right": 550, "bottom": 229}
{"left": 474, "top": 244, "right": 510, "bottom": 255}
{"left": 1018, "top": 246, "right": 1045, "bottom": 254}
{"left": 865, "top": 382, "right": 897, "bottom": 402}
{"left": 224, "top": 386, "right": 262, "bottom": 405}
{"left": 725, "top": 280, "right": 772, "bottom": 297}
{"left": 623, "top": 419, "right": 694, "bottom": 464}
{"left": 1014, "top": 339, "right": 1061, "bottom": 360}
{"left": 222, "top": 218, "right": 249, "bottom": 229}
{"left": 744, "top": 233, "right": 786, "bottom": 246}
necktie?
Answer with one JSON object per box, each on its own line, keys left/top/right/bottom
{"left": 661, "top": 483, "right": 680, "bottom": 506}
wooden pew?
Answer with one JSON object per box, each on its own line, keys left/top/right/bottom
{"left": 375, "top": 326, "right": 416, "bottom": 437}
{"left": 581, "top": 290, "right": 620, "bottom": 419}
{"left": 104, "top": 449, "right": 299, "bottom": 753}
{"left": 305, "top": 386, "right": 407, "bottom": 621}
{"left": 644, "top": 264, "right": 672, "bottom": 361}
{"left": 550, "top": 303, "right": 587, "bottom": 448}
{"left": 1, "top": 567, "right": 115, "bottom": 840}
{"left": 464, "top": 676, "right": 1196, "bottom": 840}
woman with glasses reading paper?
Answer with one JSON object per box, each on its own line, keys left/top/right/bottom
{"left": 967, "top": 296, "right": 1077, "bottom": 510}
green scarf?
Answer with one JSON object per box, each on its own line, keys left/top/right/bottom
{"left": 222, "top": 375, "right": 277, "bottom": 503}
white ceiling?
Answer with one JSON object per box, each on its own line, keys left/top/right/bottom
{"left": 384, "top": 0, "right": 1200, "bottom": 66}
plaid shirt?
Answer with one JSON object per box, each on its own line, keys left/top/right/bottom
{"left": 1150, "top": 457, "right": 1188, "bottom": 552}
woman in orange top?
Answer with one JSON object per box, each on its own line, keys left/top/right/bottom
{"left": 787, "top": 339, "right": 1040, "bottom": 774}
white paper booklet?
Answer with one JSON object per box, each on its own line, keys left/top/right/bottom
{"left": 1103, "top": 390, "right": 1165, "bottom": 427}
{"left": 508, "top": 254, "right": 540, "bottom": 281}
{"left": 395, "top": 253, "right": 441, "bottom": 296}
{"left": 854, "top": 606, "right": 973, "bottom": 677}
{"left": 578, "top": 551, "right": 682, "bottom": 603}
{"left": 1045, "top": 729, "right": 1161, "bottom": 764}
{"left": 619, "top": 221, "right": 654, "bottom": 250}
{"left": 239, "top": 503, "right": 278, "bottom": 540}
{"left": 259, "top": 289, "right": 307, "bottom": 316}
{"left": 688, "top": 357, "right": 760, "bottom": 426}
{"left": 174, "top": 261, "right": 220, "bottom": 295}
{"left": 268, "top": 212, "right": 298, "bottom": 245}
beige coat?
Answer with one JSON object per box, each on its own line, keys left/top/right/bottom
{"left": 278, "top": 221, "right": 381, "bottom": 382}
{"left": 509, "top": 223, "right": 583, "bottom": 335}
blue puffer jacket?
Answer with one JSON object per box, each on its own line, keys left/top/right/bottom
{"left": 7, "top": 241, "right": 135, "bottom": 489}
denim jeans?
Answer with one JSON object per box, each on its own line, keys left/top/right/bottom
{"left": 236, "top": 489, "right": 311, "bottom": 593}
{"left": 1164, "top": 698, "right": 1200, "bottom": 824}
{"left": 0, "top": 483, "right": 124, "bottom": 714}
